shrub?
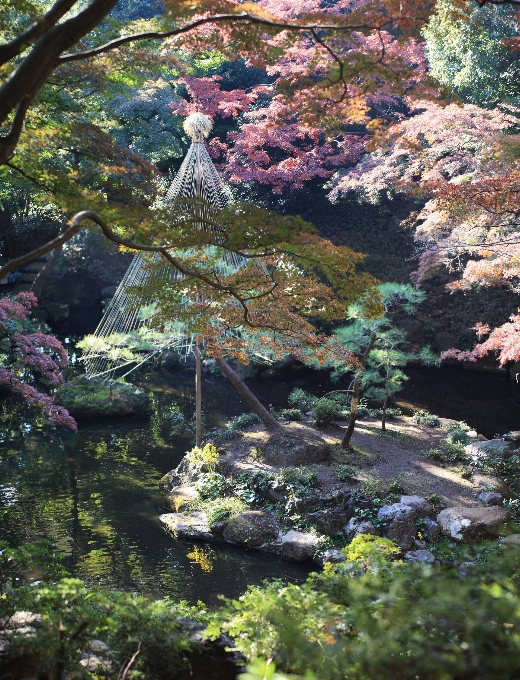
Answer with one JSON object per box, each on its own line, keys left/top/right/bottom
{"left": 360, "top": 475, "right": 384, "bottom": 499}
{"left": 287, "top": 388, "right": 317, "bottom": 414}
{"left": 326, "top": 392, "right": 351, "bottom": 406}
{"left": 277, "top": 408, "right": 302, "bottom": 421}
{"left": 368, "top": 407, "right": 403, "bottom": 419}
{"left": 207, "top": 412, "right": 259, "bottom": 443}
{"left": 193, "top": 472, "right": 229, "bottom": 500}
{"left": 186, "top": 443, "right": 219, "bottom": 472}
{"left": 443, "top": 421, "right": 472, "bottom": 446}
{"left": 313, "top": 398, "right": 342, "bottom": 426}
{"left": 343, "top": 533, "right": 401, "bottom": 569}
{"left": 218, "top": 553, "right": 520, "bottom": 680}
{"left": 387, "top": 475, "right": 406, "bottom": 495}
{"left": 412, "top": 410, "right": 441, "bottom": 427}
{"left": 424, "top": 443, "right": 468, "bottom": 464}
{"left": 280, "top": 467, "right": 319, "bottom": 488}
{"left": 205, "top": 497, "right": 247, "bottom": 526}
{"left": 229, "top": 412, "right": 260, "bottom": 430}
{"left": 332, "top": 464, "right": 356, "bottom": 483}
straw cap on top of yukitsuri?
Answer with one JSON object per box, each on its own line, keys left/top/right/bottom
{"left": 183, "top": 112, "right": 213, "bottom": 143}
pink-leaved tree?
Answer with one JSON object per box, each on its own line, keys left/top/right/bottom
{"left": 0, "top": 292, "right": 76, "bottom": 431}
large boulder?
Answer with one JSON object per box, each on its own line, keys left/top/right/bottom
{"left": 437, "top": 506, "right": 511, "bottom": 541}
{"left": 343, "top": 518, "right": 381, "bottom": 540}
{"left": 465, "top": 439, "right": 516, "bottom": 463}
{"left": 165, "top": 485, "right": 199, "bottom": 512}
{"left": 56, "top": 376, "right": 150, "bottom": 417}
{"left": 377, "top": 502, "right": 416, "bottom": 523}
{"left": 223, "top": 510, "right": 280, "bottom": 547}
{"left": 422, "top": 518, "right": 440, "bottom": 542}
{"left": 399, "top": 496, "right": 434, "bottom": 518}
{"left": 306, "top": 508, "right": 350, "bottom": 536}
{"left": 478, "top": 491, "right": 503, "bottom": 506}
{"left": 281, "top": 530, "right": 321, "bottom": 562}
{"left": 386, "top": 514, "right": 417, "bottom": 551}
{"left": 159, "top": 512, "right": 213, "bottom": 541}
{"left": 404, "top": 549, "right": 435, "bottom": 564}
{"left": 315, "top": 548, "right": 347, "bottom": 567}
{"left": 160, "top": 456, "right": 203, "bottom": 491}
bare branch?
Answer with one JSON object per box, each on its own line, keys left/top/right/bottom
{"left": 0, "top": 0, "right": 79, "bottom": 66}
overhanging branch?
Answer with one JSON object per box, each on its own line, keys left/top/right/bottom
{"left": 58, "top": 13, "right": 393, "bottom": 64}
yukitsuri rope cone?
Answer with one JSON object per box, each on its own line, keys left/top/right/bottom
{"left": 82, "top": 113, "right": 244, "bottom": 379}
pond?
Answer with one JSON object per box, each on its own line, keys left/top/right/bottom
{"left": 1, "top": 362, "right": 519, "bottom": 605}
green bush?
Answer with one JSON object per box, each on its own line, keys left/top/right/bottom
{"left": 331, "top": 463, "right": 356, "bottom": 483}
{"left": 208, "top": 412, "right": 260, "bottom": 443}
{"left": 279, "top": 467, "right": 319, "bottom": 488}
{"left": 216, "top": 553, "right": 520, "bottom": 680}
{"left": 186, "top": 443, "right": 219, "bottom": 472}
{"left": 277, "top": 408, "right": 302, "bottom": 421}
{"left": 313, "top": 398, "right": 342, "bottom": 426}
{"left": 205, "top": 497, "right": 247, "bottom": 525}
{"left": 0, "top": 542, "right": 209, "bottom": 680}
{"left": 231, "top": 471, "right": 277, "bottom": 504}
{"left": 229, "top": 412, "right": 260, "bottom": 430}
{"left": 424, "top": 443, "right": 468, "bottom": 464}
{"left": 412, "top": 410, "right": 441, "bottom": 427}
{"left": 287, "top": 388, "right": 317, "bottom": 414}
{"left": 193, "top": 472, "right": 229, "bottom": 500}
{"left": 443, "top": 421, "right": 472, "bottom": 446}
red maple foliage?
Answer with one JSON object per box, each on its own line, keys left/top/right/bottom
{"left": 0, "top": 293, "right": 76, "bottom": 430}
{"left": 168, "top": 0, "right": 429, "bottom": 191}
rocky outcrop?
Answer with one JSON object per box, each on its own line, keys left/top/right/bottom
{"left": 422, "top": 518, "right": 440, "bottom": 542}
{"left": 465, "top": 439, "right": 516, "bottom": 463}
{"left": 56, "top": 376, "right": 150, "bottom": 418}
{"left": 223, "top": 510, "right": 280, "bottom": 547}
{"left": 404, "top": 549, "right": 435, "bottom": 564}
{"left": 343, "top": 518, "right": 381, "bottom": 540}
{"left": 437, "top": 506, "right": 511, "bottom": 541}
{"left": 281, "top": 530, "right": 321, "bottom": 562}
{"left": 377, "top": 502, "right": 417, "bottom": 551}
{"left": 265, "top": 433, "right": 329, "bottom": 466}
{"left": 165, "top": 485, "right": 199, "bottom": 512}
{"left": 306, "top": 508, "right": 350, "bottom": 535}
{"left": 159, "top": 512, "right": 213, "bottom": 541}
{"left": 399, "top": 495, "right": 434, "bottom": 518}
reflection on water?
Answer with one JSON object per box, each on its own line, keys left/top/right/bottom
{"left": 1, "top": 364, "right": 519, "bottom": 604}
{"left": 0, "top": 371, "right": 313, "bottom": 606}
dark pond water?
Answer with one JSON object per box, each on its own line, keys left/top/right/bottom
{"left": 1, "top": 363, "right": 519, "bottom": 605}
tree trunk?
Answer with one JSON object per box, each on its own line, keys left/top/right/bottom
{"left": 215, "top": 355, "right": 282, "bottom": 432}
{"left": 341, "top": 379, "right": 360, "bottom": 449}
{"left": 381, "top": 385, "right": 388, "bottom": 432}
{"left": 194, "top": 344, "right": 202, "bottom": 446}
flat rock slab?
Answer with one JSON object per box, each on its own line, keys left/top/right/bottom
{"left": 437, "top": 506, "right": 511, "bottom": 542}
{"left": 159, "top": 512, "right": 213, "bottom": 541}
{"left": 281, "top": 530, "right": 321, "bottom": 562}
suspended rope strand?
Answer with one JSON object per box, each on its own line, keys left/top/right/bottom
{"left": 82, "top": 113, "right": 243, "bottom": 379}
